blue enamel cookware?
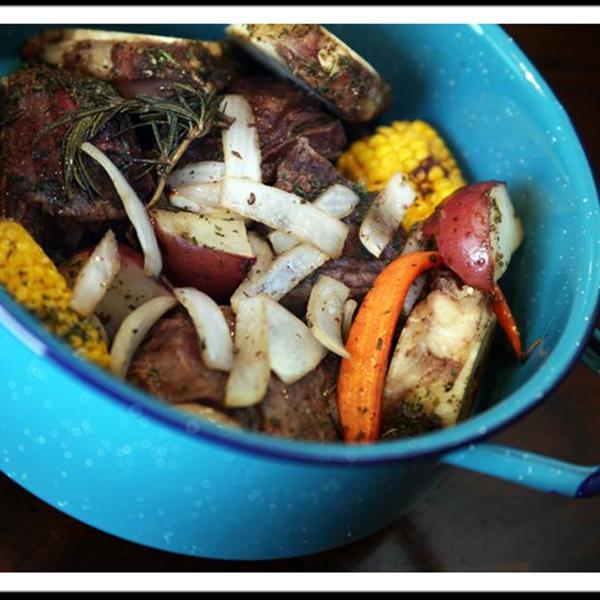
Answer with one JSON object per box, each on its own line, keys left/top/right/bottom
{"left": 1, "top": 24, "right": 599, "bottom": 559}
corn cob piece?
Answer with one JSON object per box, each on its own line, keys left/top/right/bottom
{"left": 337, "top": 120, "right": 465, "bottom": 231}
{"left": 0, "top": 220, "right": 110, "bottom": 368}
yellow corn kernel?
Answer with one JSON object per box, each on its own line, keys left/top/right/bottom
{"left": 337, "top": 120, "right": 466, "bottom": 231}
{"left": 0, "top": 220, "right": 110, "bottom": 369}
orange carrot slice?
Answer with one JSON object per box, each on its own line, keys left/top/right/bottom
{"left": 337, "top": 251, "right": 442, "bottom": 443}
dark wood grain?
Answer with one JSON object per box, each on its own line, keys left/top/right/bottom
{"left": 0, "top": 24, "right": 599, "bottom": 573}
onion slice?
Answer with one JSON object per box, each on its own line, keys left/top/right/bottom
{"left": 230, "top": 232, "right": 274, "bottom": 312}
{"left": 264, "top": 297, "right": 327, "bottom": 384}
{"left": 173, "top": 287, "right": 234, "bottom": 372}
{"left": 225, "top": 295, "right": 270, "bottom": 407}
{"left": 307, "top": 275, "right": 351, "bottom": 358}
{"left": 268, "top": 183, "right": 360, "bottom": 254}
{"left": 221, "top": 95, "right": 262, "bottom": 182}
{"left": 401, "top": 223, "right": 429, "bottom": 316}
{"left": 168, "top": 181, "right": 223, "bottom": 212}
{"left": 314, "top": 183, "right": 360, "bottom": 219}
{"left": 168, "top": 161, "right": 225, "bottom": 187}
{"left": 221, "top": 177, "right": 349, "bottom": 258}
{"left": 342, "top": 298, "right": 358, "bottom": 342}
{"left": 70, "top": 229, "right": 120, "bottom": 317}
{"left": 81, "top": 142, "right": 162, "bottom": 278}
{"left": 231, "top": 243, "right": 328, "bottom": 312}
{"left": 268, "top": 230, "right": 298, "bottom": 255}
{"left": 110, "top": 295, "right": 177, "bottom": 377}
{"left": 359, "top": 172, "right": 416, "bottom": 258}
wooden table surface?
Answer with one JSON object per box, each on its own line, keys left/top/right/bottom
{"left": 1, "top": 24, "right": 599, "bottom": 574}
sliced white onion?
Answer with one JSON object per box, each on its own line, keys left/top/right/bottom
{"left": 401, "top": 224, "right": 429, "bottom": 316}
{"left": 359, "top": 172, "right": 416, "bottom": 258}
{"left": 173, "top": 287, "right": 233, "bottom": 372}
{"left": 225, "top": 295, "right": 270, "bottom": 408}
{"left": 489, "top": 182, "right": 524, "bottom": 282}
{"left": 342, "top": 299, "right": 358, "bottom": 341}
{"left": 169, "top": 196, "right": 237, "bottom": 220}
{"left": 231, "top": 243, "right": 328, "bottom": 312}
{"left": 110, "top": 295, "right": 178, "bottom": 377}
{"left": 264, "top": 297, "right": 327, "bottom": 384}
{"left": 95, "top": 246, "right": 172, "bottom": 341}
{"left": 306, "top": 275, "right": 351, "bottom": 358}
{"left": 221, "top": 177, "right": 348, "bottom": 258}
{"left": 267, "top": 230, "right": 298, "bottom": 255}
{"left": 221, "top": 95, "right": 262, "bottom": 182}
{"left": 81, "top": 142, "right": 162, "bottom": 278}
{"left": 267, "top": 183, "right": 360, "bottom": 255}
{"left": 70, "top": 229, "right": 120, "bottom": 317}
{"left": 248, "top": 231, "right": 275, "bottom": 273}
{"left": 168, "top": 161, "right": 225, "bottom": 187}
{"left": 230, "top": 232, "right": 274, "bottom": 312}
{"left": 314, "top": 183, "right": 360, "bottom": 219}
{"left": 168, "top": 181, "right": 223, "bottom": 212}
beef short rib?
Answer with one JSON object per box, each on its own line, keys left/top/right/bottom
{"left": 0, "top": 66, "right": 152, "bottom": 251}
{"left": 128, "top": 308, "right": 341, "bottom": 442}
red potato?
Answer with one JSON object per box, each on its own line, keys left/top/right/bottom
{"left": 61, "top": 244, "right": 173, "bottom": 340}
{"left": 423, "top": 181, "right": 523, "bottom": 292}
{"left": 151, "top": 209, "right": 256, "bottom": 303}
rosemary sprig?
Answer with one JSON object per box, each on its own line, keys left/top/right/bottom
{"left": 34, "top": 80, "right": 223, "bottom": 205}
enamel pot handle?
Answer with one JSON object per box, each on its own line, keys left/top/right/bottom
{"left": 440, "top": 328, "right": 600, "bottom": 498}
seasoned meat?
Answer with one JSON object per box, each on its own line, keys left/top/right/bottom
{"left": 274, "top": 137, "right": 339, "bottom": 199}
{"left": 23, "top": 29, "right": 239, "bottom": 97}
{"left": 182, "top": 76, "right": 347, "bottom": 183}
{"left": 128, "top": 308, "right": 230, "bottom": 405}
{"left": 0, "top": 66, "right": 152, "bottom": 250}
{"left": 382, "top": 270, "right": 496, "bottom": 437}
{"left": 231, "top": 76, "right": 347, "bottom": 182}
{"left": 128, "top": 308, "right": 341, "bottom": 441}
{"left": 226, "top": 24, "right": 391, "bottom": 123}
{"left": 259, "top": 354, "right": 341, "bottom": 441}
{"left": 281, "top": 219, "right": 404, "bottom": 315}
{"left": 281, "top": 256, "right": 388, "bottom": 316}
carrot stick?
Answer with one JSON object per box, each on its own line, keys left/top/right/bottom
{"left": 337, "top": 251, "right": 442, "bottom": 444}
{"left": 491, "top": 283, "right": 523, "bottom": 361}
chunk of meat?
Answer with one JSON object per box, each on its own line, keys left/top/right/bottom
{"left": 182, "top": 76, "right": 347, "bottom": 183}
{"left": 128, "top": 308, "right": 341, "bottom": 441}
{"left": 0, "top": 66, "right": 153, "bottom": 251}
{"left": 23, "top": 29, "right": 239, "bottom": 97}
{"left": 281, "top": 256, "right": 389, "bottom": 316}
{"left": 274, "top": 137, "right": 339, "bottom": 200}
{"left": 382, "top": 270, "right": 496, "bottom": 437}
{"left": 259, "top": 354, "right": 341, "bottom": 441}
{"left": 128, "top": 308, "right": 229, "bottom": 405}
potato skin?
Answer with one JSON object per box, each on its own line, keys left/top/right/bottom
{"left": 428, "top": 181, "right": 497, "bottom": 293}
{"left": 154, "top": 219, "right": 255, "bottom": 303}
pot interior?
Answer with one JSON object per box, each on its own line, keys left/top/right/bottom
{"left": 0, "top": 24, "right": 598, "bottom": 462}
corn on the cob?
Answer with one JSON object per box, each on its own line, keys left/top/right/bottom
{"left": 0, "top": 220, "right": 110, "bottom": 368}
{"left": 337, "top": 120, "right": 465, "bottom": 231}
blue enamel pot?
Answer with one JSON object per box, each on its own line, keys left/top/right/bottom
{"left": 1, "top": 24, "right": 599, "bottom": 560}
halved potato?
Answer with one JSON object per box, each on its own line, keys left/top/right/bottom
{"left": 151, "top": 209, "right": 255, "bottom": 303}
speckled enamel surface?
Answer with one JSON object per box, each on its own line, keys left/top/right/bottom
{"left": 0, "top": 24, "right": 599, "bottom": 558}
